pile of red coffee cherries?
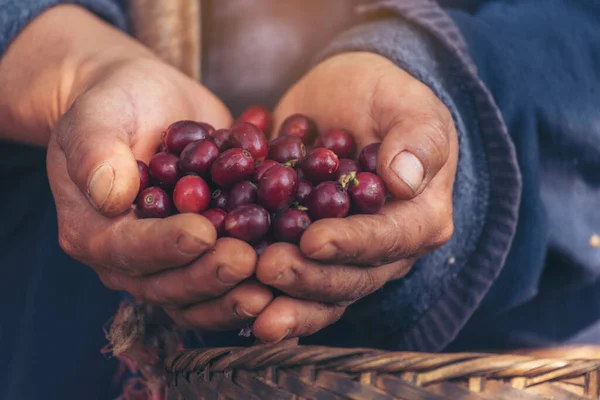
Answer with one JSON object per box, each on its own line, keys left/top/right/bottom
{"left": 134, "top": 106, "right": 386, "bottom": 254}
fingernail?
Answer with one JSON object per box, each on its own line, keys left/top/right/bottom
{"left": 273, "top": 329, "right": 291, "bottom": 344}
{"left": 87, "top": 163, "right": 115, "bottom": 210}
{"left": 234, "top": 305, "right": 257, "bottom": 319}
{"left": 391, "top": 151, "right": 424, "bottom": 192}
{"left": 267, "top": 269, "right": 295, "bottom": 286}
{"left": 307, "top": 243, "right": 337, "bottom": 260}
{"left": 216, "top": 265, "right": 240, "bottom": 285}
{"left": 177, "top": 233, "right": 208, "bottom": 255}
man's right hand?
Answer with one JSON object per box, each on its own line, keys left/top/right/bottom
{"left": 0, "top": 5, "right": 272, "bottom": 331}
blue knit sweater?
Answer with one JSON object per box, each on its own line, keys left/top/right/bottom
{"left": 1, "top": 1, "right": 599, "bottom": 399}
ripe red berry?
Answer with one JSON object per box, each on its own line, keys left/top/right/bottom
{"left": 253, "top": 160, "right": 279, "bottom": 182}
{"left": 137, "top": 160, "right": 150, "bottom": 196}
{"left": 236, "top": 105, "right": 272, "bottom": 134}
{"left": 279, "top": 114, "right": 318, "bottom": 144}
{"left": 198, "top": 122, "right": 215, "bottom": 135}
{"left": 136, "top": 187, "right": 172, "bottom": 218}
{"left": 163, "top": 120, "right": 211, "bottom": 154}
{"left": 173, "top": 175, "right": 211, "bottom": 214}
{"left": 210, "top": 148, "right": 255, "bottom": 187}
{"left": 336, "top": 158, "right": 361, "bottom": 180}
{"left": 307, "top": 181, "right": 350, "bottom": 220}
{"left": 314, "top": 128, "right": 356, "bottom": 158}
{"left": 257, "top": 164, "right": 298, "bottom": 212}
{"left": 230, "top": 122, "right": 269, "bottom": 161}
{"left": 268, "top": 135, "right": 306, "bottom": 164}
{"left": 179, "top": 139, "right": 220, "bottom": 176}
{"left": 224, "top": 204, "right": 270, "bottom": 242}
{"left": 210, "top": 189, "right": 228, "bottom": 210}
{"left": 149, "top": 152, "right": 181, "bottom": 189}
{"left": 201, "top": 208, "right": 227, "bottom": 237}
{"left": 296, "top": 179, "right": 313, "bottom": 206}
{"left": 299, "top": 148, "right": 339, "bottom": 184}
{"left": 226, "top": 181, "right": 257, "bottom": 212}
{"left": 348, "top": 172, "right": 386, "bottom": 214}
{"left": 358, "top": 143, "right": 380, "bottom": 174}
{"left": 273, "top": 209, "right": 311, "bottom": 244}
{"left": 209, "top": 128, "right": 233, "bottom": 152}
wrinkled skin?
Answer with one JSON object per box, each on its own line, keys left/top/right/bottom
{"left": 252, "top": 52, "right": 458, "bottom": 343}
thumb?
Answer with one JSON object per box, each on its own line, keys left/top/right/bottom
{"left": 54, "top": 93, "right": 140, "bottom": 217}
{"left": 377, "top": 115, "right": 452, "bottom": 199}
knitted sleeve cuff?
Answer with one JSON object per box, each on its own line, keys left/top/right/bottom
{"left": 0, "top": 0, "right": 127, "bottom": 56}
{"left": 305, "top": 0, "right": 521, "bottom": 352}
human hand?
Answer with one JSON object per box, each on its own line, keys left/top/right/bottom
{"left": 0, "top": 6, "right": 272, "bottom": 332}
{"left": 252, "top": 52, "right": 458, "bottom": 342}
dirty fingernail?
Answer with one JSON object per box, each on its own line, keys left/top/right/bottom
{"left": 177, "top": 233, "right": 208, "bottom": 255}
{"left": 391, "top": 151, "right": 424, "bottom": 192}
{"left": 306, "top": 243, "right": 337, "bottom": 260}
{"left": 87, "top": 163, "right": 115, "bottom": 210}
{"left": 216, "top": 265, "right": 242, "bottom": 285}
{"left": 265, "top": 269, "right": 295, "bottom": 286}
{"left": 234, "top": 305, "right": 257, "bottom": 319}
{"left": 273, "top": 329, "right": 291, "bottom": 344}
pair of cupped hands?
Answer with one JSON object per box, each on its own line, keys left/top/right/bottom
{"left": 5, "top": 6, "right": 457, "bottom": 344}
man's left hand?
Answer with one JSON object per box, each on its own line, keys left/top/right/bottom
{"left": 252, "top": 52, "right": 458, "bottom": 343}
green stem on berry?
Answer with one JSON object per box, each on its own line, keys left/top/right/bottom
{"left": 338, "top": 171, "right": 357, "bottom": 190}
{"left": 283, "top": 159, "right": 298, "bottom": 168}
{"left": 291, "top": 202, "right": 309, "bottom": 211}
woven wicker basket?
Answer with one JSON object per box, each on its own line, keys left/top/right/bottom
{"left": 165, "top": 344, "right": 600, "bottom": 399}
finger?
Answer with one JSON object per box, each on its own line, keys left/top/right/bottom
{"left": 54, "top": 89, "right": 140, "bottom": 217}
{"left": 252, "top": 296, "right": 345, "bottom": 343}
{"left": 300, "top": 196, "right": 454, "bottom": 265}
{"left": 376, "top": 110, "right": 454, "bottom": 199}
{"left": 50, "top": 119, "right": 215, "bottom": 277}
{"left": 49, "top": 138, "right": 218, "bottom": 277}
{"left": 136, "top": 238, "right": 257, "bottom": 306}
{"left": 167, "top": 280, "right": 273, "bottom": 331}
{"left": 97, "top": 213, "right": 218, "bottom": 277}
{"left": 257, "top": 243, "right": 410, "bottom": 304}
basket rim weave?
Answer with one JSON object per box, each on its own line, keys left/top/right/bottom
{"left": 166, "top": 344, "right": 600, "bottom": 389}
{"left": 166, "top": 345, "right": 600, "bottom": 399}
